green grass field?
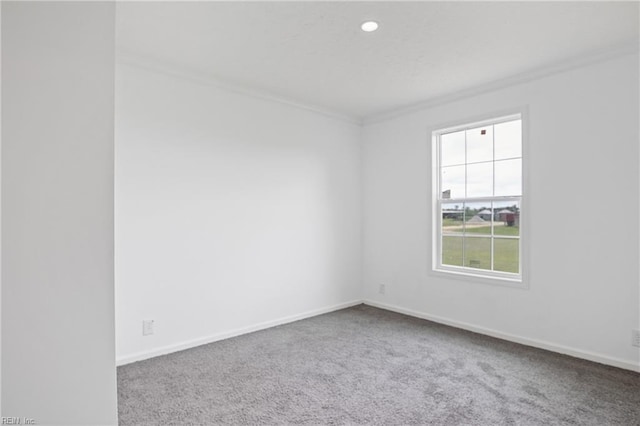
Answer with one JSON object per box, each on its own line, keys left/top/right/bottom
{"left": 443, "top": 224, "right": 519, "bottom": 236}
{"left": 442, "top": 218, "right": 463, "bottom": 227}
{"left": 442, "top": 235, "right": 519, "bottom": 273}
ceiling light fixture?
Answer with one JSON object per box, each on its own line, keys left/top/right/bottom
{"left": 361, "top": 21, "right": 379, "bottom": 32}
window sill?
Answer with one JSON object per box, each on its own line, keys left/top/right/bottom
{"left": 430, "top": 267, "right": 528, "bottom": 289}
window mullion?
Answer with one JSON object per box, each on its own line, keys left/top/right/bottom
{"left": 491, "top": 128, "right": 495, "bottom": 272}
{"left": 463, "top": 129, "right": 467, "bottom": 268}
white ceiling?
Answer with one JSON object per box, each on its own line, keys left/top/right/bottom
{"left": 116, "top": 1, "right": 639, "bottom": 121}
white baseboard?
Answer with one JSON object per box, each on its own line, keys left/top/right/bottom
{"left": 364, "top": 300, "right": 640, "bottom": 373}
{"left": 117, "top": 298, "right": 639, "bottom": 373}
{"left": 116, "top": 299, "right": 363, "bottom": 366}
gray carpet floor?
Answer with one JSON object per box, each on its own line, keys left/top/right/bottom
{"left": 118, "top": 305, "right": 640, "bottom": 425}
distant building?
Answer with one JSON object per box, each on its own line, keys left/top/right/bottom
{"left": 478, "top": 209, "right": 492, "bottom": 221}
{"left": 442, "top": 209, "right": 463, "bottom": 219}
{"left": 497, "top": 209, "right": 520, "bottom": 226}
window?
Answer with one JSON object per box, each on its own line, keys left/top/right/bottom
{"left": 433, "top": 113, "right": 523, "bottom": 283}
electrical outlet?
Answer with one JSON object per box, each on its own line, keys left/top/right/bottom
{"left": 632, "top": 329, "right": 640, "bottom": 347}
{"left": 379, "top": 284, "right": 386, "bottom": 295}
{"left": 143, "top": 320, "right": 154, "bottom": 336}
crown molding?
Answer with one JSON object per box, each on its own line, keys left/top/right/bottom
{"left": 363, "top": 40, "right": 640, "bottom": 126}
{"left": 118, "top": 40, "right": 639, "bottom": 129}
{"left": 116, "top": 49, "right": 362, "bottom": 126}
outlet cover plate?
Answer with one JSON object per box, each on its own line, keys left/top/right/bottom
{"left": 143, "top": 320, "right": 154, "bottom": 336}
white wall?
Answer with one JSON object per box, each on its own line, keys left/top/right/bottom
{"left": 362, "top": 53, "right": 640, "bottom": 371}
{"left": 115, "top": 63, "right": 362, "bottom": 363}
{"left": 1, "top": 2, "right": 117, "bottom": 424}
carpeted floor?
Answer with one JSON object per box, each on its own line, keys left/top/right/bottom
{"left": 118, "top": 305, "right": 640, "bottom": 425}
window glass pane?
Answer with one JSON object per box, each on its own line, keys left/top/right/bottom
{"left": 464, "top": 201, "right": 492, "bottom": 235}
{"left": 494, "top": 238, "right": 519, "bottom": 273}
{"left": 441, "top": 131, "right": 465, "bottom": 166}
{"left": 466, "top": 125, "right": 493, "bottom": 164}
{"left": 441, "top": 165, "right": 465, "bottom": 199}
{"left": 464, "top": 236, "right": 491, "bottom": 270}
{"left": 493, "top": 200, "right": 520, "bottom": 236}
{"left": 494, "top": 120, "right": 521, "bottom": 160}
{"left": 435, "top": 115, "right": 523, "bottom": 280}
{"left": 442, "top": 203, "right": 464, "bottom": 235}
{"left": 466, "top": 162, "right": 493, "bottom": 198}
{"left": 494, "top": 159, "right": 522, "bottom": 196}
{"left": 442, "top": 236, "right": 463, "bottom": 267}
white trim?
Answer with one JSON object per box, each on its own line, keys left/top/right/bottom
{"left": 116, "top": 299, "right": 363, "bottom": 366}
{"left": 116, "top": 41, "right": 640, "bottom": 128}
{"left": 364, "top": 41, "right": 639, "bottom": 125}
{"left": 435, "top": 114, "right": 522, "bottom": 136}
{"left": 116, "top": 50, "right": 362, "bottom": 126}
{"left": 430, "top": 266, "right": 525, "bottom": 289}
{"left": 432, "top": 111, "right": 525, "bottom": 285}
{"left": 427, "top": 106, "right": 531, "bottom": 289}
{"left": 364, "top": 300, "right": 640, "bottom": 373}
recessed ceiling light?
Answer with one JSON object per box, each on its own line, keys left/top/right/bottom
{"left": 361, "top": 21, "right": 379, "bottom": 32}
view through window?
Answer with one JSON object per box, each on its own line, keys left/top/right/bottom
{"left": 434, "top": 114, "right": 523, "bottom": 281}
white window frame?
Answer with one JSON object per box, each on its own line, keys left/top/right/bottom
{"left": 431, "top": 111, "right": 527, "bottom": 287}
